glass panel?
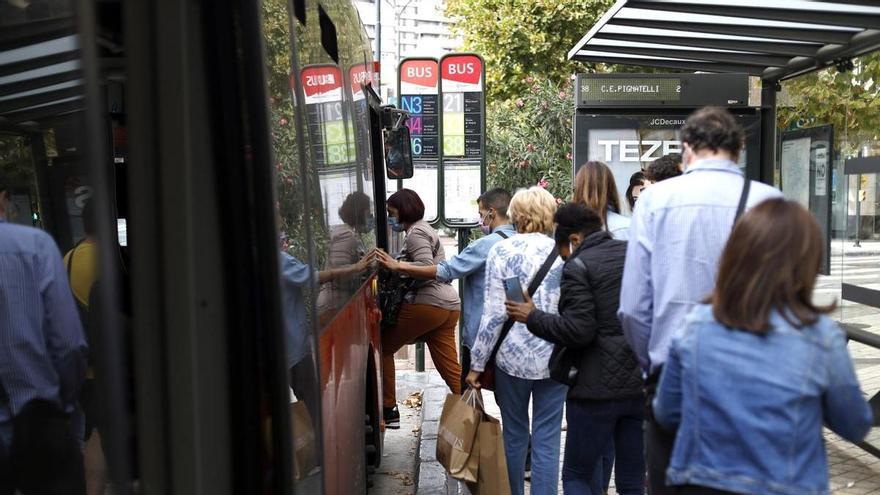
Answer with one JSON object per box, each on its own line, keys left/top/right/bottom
{"left": 839, "top": 171, "right": 880, "bottom": 451}
{"left": 1, "top": 0, "right": 138, "bottom": 492}
{"left": 260, "top": 0, "right": 326, "bottom": 491}
{"left": 617, "top": 7, "right": 861, "bottom": 31}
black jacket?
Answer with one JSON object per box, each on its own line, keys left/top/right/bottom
{"left": 526, "top": 231, "right": 643, "bottom": 401}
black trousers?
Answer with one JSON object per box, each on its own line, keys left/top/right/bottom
{"left": 645, "top": 368, "right": 677, "bottom": 495}
{"left": 0, "top": 403, "right": 86, "bottom": 495}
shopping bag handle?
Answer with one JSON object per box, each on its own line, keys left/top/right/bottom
{"left": 461, "top": 387, "right": 484, "bottom": 410}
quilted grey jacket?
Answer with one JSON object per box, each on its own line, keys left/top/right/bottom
{"left": 526, "top": 231, "right": 643, "bottom": 400}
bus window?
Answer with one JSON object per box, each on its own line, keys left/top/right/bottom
{"left": 260, "top": 0, "right": 326, "bottom": 491}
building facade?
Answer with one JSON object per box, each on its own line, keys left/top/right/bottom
{"left": 355, "top": 0, "right": 461, "bottom": 102}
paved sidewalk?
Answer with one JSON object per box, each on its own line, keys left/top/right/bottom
{"left": 400, "top": 369, "right": 880, "bottom": 495}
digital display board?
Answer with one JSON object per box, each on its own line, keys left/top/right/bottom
{"left": 441, "top": 55, "right": 483, "bottom": 158}
{"left": 400, "top": 59, "right": 440, "bottom": 160}
{"left": 440, "top": 54, "right": 486, "bottom": 226}
{"left": 575, "top": 73, "right": 750, "bottom": 108}
{"left": 399, "top": 58, "right": 441, "bottom": 222}
{"left": 579, "top": 78, "right": 681, "bottom": 103}
{"left": 300, "top": 65, "right": 355, "bottom": 168}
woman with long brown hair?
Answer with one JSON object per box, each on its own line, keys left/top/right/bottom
{"left": 573, "top": 161, "right": 630, "bottom": 240}
{"left": 653, "top": 198, "right": 872, "bottom": 495}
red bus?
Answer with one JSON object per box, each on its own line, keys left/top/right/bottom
{"left": 0, "top": 0, "right": 402, "bottom": 493}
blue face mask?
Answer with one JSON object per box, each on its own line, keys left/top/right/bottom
{"left": 388, "top": 216, "right": 405, "bottom": 232}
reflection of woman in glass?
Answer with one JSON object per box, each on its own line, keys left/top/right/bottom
{"left": 317, "top": 192, "right": 374, "bottom": 322}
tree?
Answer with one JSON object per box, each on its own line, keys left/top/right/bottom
{"left": 486, "top": 76, "right": 573, "bottom": 202}
{"left": 446, "top": 0, "right": 614, "bottom": 101}
{"left": 778, "top": 53, "right": 880, "bottom": 155}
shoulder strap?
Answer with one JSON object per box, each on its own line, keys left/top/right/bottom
{"left": 734, "top": 176, "right": 751, "bottom": 228}
{"left": 487, "top": 247, "right": 559, "bottom": 365}
{"left": 496, "top": 231, "right": 509, "bottom": 240}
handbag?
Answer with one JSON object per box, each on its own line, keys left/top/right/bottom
{"left": 378, "top": 237, "right": 442, "bottom": 328}
{"left": 481, "top": 247, "right": 558, "bottom": 391}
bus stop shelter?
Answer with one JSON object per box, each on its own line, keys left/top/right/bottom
{"left": 568, "top": 0, "right": 880, "bottom": 185}
{"left": 569, "top": 0, "right": 880, "bottom": 455}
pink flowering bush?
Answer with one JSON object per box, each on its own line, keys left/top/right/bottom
{"left": 486, "top": 76, "right": 574, "bottom": 201}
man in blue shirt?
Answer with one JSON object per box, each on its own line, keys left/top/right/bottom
{"left": 377, "top": 188, "right": 514, "bottom": 389}
{"left": 618, "top": 107, "right": 781, "bottom": 495}
{"left": 0, "top": 173, "right": 89, "bottom": 494}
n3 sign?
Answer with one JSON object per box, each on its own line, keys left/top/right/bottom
{"left": 399, "top": 58, "right": 440, "bottom": 159}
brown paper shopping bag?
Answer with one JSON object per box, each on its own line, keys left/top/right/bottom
{"left": 436, "top": 388, "right": 483, "bottom": 482}
{"left": 467, "top": 412, "right": 512, "bottom": 495}
{"left": 290, "top": 401, "right": 318, "bottom": 481}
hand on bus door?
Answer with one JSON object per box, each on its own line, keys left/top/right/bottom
{"left": 375, "top": 249, "right": 400, "bottom": 271}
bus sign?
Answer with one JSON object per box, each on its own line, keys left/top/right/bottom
{"left": 299, "top": 65, "right": 354, "bottom": 168}
{"left": 397, "top": 58, "right": 440, "bottom": 222}
{"left": 440, "top": 54, "right": 485, "bottom": 227}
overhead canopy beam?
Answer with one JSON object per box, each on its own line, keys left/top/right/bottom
{"left": 0, "top": 50, "right": 80, "bottom": 78}
{"left": 0, "top": 86, "right": 84, "bottom": 114}
{"left": 569, "top": 0, "right": 880, "bottom": 83}
{"left": 608, "top": 18, "right": 855, "bottom": 45}
{"left": 0, "top": 70, "right": 82, "bottom": 96}
{"left": 0, "top": 17, "right": 76, "bottom": 52}
{"left": 572, "top": 52, "right": 765, "bottom": 75}
{"left": 3, "top": 98, "right": 84, "bottom": 124}
{"left": 592, "top": 32, "right": 820, "bottom": 58}
{"left": 627, "top": 1, "right": 880, "bottom": 30}
{"left": 582, "top": 44, "right": 791, "bottom": 67}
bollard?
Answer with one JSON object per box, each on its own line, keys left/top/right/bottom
{"left": 415, "top": 342, "right": 425, "bottom": 372}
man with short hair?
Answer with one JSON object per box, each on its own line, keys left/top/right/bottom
{"left": 645, "top": 153, "right": 683, "bottom": 183}
{"left": 0, "top": 173, "right": 89, "bottom": 495}
{"left": 618, "top": 107, "right": 781, "bottom": 494}
{"left": 377, "top": 187, "right": 515, "bottom": 389}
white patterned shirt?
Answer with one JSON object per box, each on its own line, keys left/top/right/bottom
{"left": 470, "top": 233, "right": 564, "bottom": 380}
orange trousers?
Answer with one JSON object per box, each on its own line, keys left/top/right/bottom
{"left": 382, "top": 303, "right": 462, "bottom": 408}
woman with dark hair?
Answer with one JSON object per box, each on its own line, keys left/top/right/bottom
{"left": 381, "top": 189, "right": 461, "bottom": 428}
{"left": 317, "top": 191, "right": 374, "bottom": 322}
{"left": 574, "top": 161, "right": 630, "bottom": 240}
{"left": 624, "top": 171, "right": 649, "bottom": 212}
{"left": 506, "top": 203, "right": 644, "bottom": 495}
{"left": 653, "top": 199, "right": 873, "bottom": 495}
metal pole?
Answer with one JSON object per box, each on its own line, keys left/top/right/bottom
{"left": 457, "top": 228, "right": 470, "bottom": 359}
{"left": 855, "top": 172, "right": 862, "bottom": 247}
{"left": 375, "top": 0, "right": 381, "bottom": 65}
{"left": 760, "top": 79, "right": 778, "bottom": 184}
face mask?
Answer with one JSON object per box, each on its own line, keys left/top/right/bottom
{"left": 478, "top": 211, "right": 493, "bottom": 235}
{"left": 388, "top": 216, "right": 405, "bottom": 232}
{"left": 360, "top": 214, "right": 375, "bottom": 232}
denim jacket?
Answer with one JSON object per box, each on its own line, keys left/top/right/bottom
{"left": 653, "top": 305, "right": 873, "bottom": 495}
{"left": 436, "top": 224, "right": 516, "bottom": 349}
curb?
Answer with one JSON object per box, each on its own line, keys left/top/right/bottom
{"left": 416, "top": 384, "right": 469, "bottom": 495}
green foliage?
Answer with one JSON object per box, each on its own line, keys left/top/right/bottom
{"left": 779, "top": 53, "right": 880, "bottom": 155}
{"left": 486, "top": 76, "right": 573, "bottom": 202}
{"left": 261, "top": 0, "right": 328, "bottom": 262}
{"left": 446, "top": 0, "right": 613, "bottom": 101}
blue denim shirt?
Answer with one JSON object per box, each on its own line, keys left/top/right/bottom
{"left": 279, "top": 252, "right": 317, "bottom": 368}
{"left": 619, "top": 159, "right": 782, "bottom": 373}
{"left": 436, "top": 224, "right": 516, "bottom": 349}
{"left": 654, "top": 305, "right": 873, "bottom": 495}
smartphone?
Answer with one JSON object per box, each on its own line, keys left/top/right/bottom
{"left": 504, "top": 277, "right": 525, "bottom": 302}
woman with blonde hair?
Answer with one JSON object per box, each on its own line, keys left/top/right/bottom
{"left": 466, "top": 186, "right": 566, "bottom": 495}
{"left": 574, "top": 161, "right": 630, "bottom": 240}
